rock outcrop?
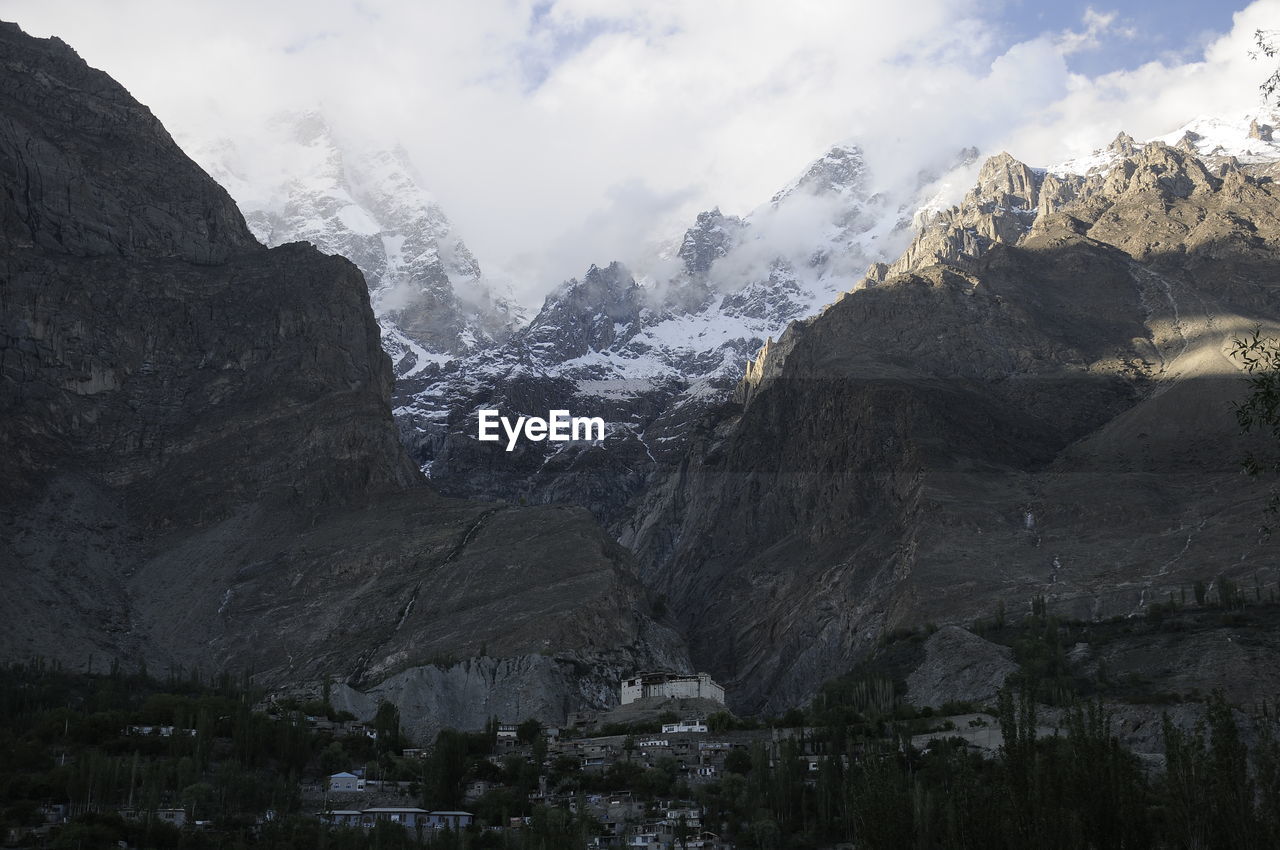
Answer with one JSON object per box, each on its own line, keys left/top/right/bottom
{"left": 0, "top": 21, "right": 687, "bottom": 739}
{"left": 905, "top": 627, "right": 1017, "bottom": 709}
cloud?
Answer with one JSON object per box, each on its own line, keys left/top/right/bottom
{"left": 5, "top": 0, "right": 1276, "bottom": 305}
{"left": 998, "top": 1, "right": 1280, "bottom": 170}
{"left": 1057, "top": 8, "right": 1136, "bottom": 56}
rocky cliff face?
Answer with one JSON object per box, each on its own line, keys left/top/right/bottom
{"left": 627, "top": 130, "right": 1280, "bottom": 714}
{"left": 0, "top": 21, "right": 687, "bottom": 741}
{"left": 396, "top": 143, "right": 950, "bottom": 528}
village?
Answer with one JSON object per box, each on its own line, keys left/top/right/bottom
{"left": 9, "top": 604, "right": 1280, "bottom": 849}
{"left": 299, "top": 671, "right": 832, "bottom": 849}
{"left": 5, "top": 663, "right": 918, "bottom": 850}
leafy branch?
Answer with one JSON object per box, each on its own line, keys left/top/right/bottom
{"left": 1252, "top": 29, "right": 1280, "bottom": 104}
{"left": 1230, "top": 326, "right": 1280, "bottom": 529}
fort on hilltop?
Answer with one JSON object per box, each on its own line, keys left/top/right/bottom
{"left": 621, "top": 672, "right": 725, "bottom": 706}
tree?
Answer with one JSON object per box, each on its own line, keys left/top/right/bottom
{"left": 319, "top": 741, "right": 347, "bottom": 775}
{"left": 373, "top": 700, "right": 404, "bottom": 753}
{"left": 1253, "top": 29, "right": 1280, "bottom": 104}
{"left": 724, "top": 747, "right": 752, "bottom": 776}
{"left": 424, "top": 730, "right": 471, "bottom": 809}
{"left": 516, "top": 717, "right": 543, "bottom": 745}
{"left": 1230, "top": 327, "right": 1280, "bottom": 529}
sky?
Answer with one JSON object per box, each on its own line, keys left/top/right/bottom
{"left": 4, "top": 0, "right": 1277, "bottom": 304}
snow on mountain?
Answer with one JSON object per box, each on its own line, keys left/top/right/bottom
{"left": 188, "top": 105, "right": 1280, "bottom": 531}
{"left": 192, "top": 111, "right": 523, "bottom": 379}
{"left": 417, "top": 112, "right": 1280, "bottom": 527}
{"left": 394, "top": 142, "right": 959, "bottom": 521}
{"left": 1050, "top": 110, "right": 1280, "bottom": 176}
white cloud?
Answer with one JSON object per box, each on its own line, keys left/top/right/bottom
{"left": 999, "top": 1, "right": 1280, "bottom": 171}
{"left": 1057, "top": 7, "right": 1136, "bottom": 56}
{"left": 4, "top": 0, "right": 1276, "bottom": 305}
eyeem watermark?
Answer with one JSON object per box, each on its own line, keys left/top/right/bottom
{"left": 478, "top": 409, "right": 606, "bottom": 451}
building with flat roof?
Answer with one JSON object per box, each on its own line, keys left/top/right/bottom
{"left": 620, "top": 672, "right": 724, "bottom": 706}
{"left": 320, "top": 808, "right": 474, "bottom": 833}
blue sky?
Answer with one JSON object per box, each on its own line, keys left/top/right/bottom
{"left": 516, "top": 1, "right": 1247, "bottom": 95}
{"left": 996, "top": 0, "right": 1239, "bottom": 74}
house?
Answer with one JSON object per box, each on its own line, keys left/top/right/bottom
{"left": 322, "top": 810, "right": 364, "bottom": 828}
{"left": 119, "top": 807, "right": 188, "bottom": 827}
{"left": 567, "top": 710, "right": 599, "bottom": 727}
{"left": 580, "top": 742, "right": 614, "bottom": 772}
{"left": 323, "top": 808, "right": 430, "bottom": 831}
{"left": 361, "top": 779, "right": 414, "bottom": 793}
{"left": 329, "top": 771, "right": 363, "bottom": 792}
{"left": 662, "top": 720, "right": 708, "bottom": 734}
{"left": 39, "top": 804, "right": 68, "bottom": 824}
{"left": 662, "top": 804, "right": 702, "bottom": 829}
{"left": 465, "top": 779, "right": 496, "bottom": 802}
{"left": 364, "top": 807, "right": 429, "bottom": 830}
{"left": 126, "top": 725, "right": 197, "bottom": 737}
{"left": 626, "top": 831, "right": 661, "bottom": 849}
{"left": 321, "top": 808, "right": 475, "bottom": 833}
{"left": 424, "top": 811, "right": 474, "bottom": 830}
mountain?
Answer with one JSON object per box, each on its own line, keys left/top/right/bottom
{"left": 395, "top": 143, "right": 966, "bottom": 526}
{"left": 197, "top": 123, "right": 976, "bottom": 537}
{"left": 195, "top": 112, "right": 523, "bottom": 381}
{"left": 8, "top": 11, "right": 1279, "bottom": 742}
{"left": 622, "top": 121, "right": 1280, "bottom": 714}
{"left": 0, "top": 21, "right": 686, "bottom": 744}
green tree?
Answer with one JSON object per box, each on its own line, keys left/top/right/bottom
{"left": 1230, "top": 327, "right": 1280, "bottom": 528}
{"left": 724, "top": 747, "right": 752, "bottom": 776}
{"left": 424, "top": 730, "right": 471, "bottom": 809}
{"left": 373, "top": 700, "right": 404, "bottom": 753}
{"left": 516, "top": 717, "right": 543, "bottom": 745}
{"left": 319, "top": 741, "right": 347, "bottom": 775}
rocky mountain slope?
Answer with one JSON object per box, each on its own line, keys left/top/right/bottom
{"left": 621, "top": 122, "right": 1280, "bottom": 714}
{"left": 0, "top": 21, "right": 687, "bottom": 743}
{"left": 392, "top": 144, "right": 968, "bottom": 525}
{"left": 201, "top": 125, "right": 979, "bottom": 537}
{"left": 195, "top": 112, "right": 523, "bottom": 380}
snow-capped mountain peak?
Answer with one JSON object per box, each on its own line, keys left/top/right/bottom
{"left": 192, "top": 110, "right": 522, "bottom": 378}
{"left": 1050, "top": 111, "right": 1280, "bottom": 177}
{"left": 770, "top": 142, "right": 869, "bottom": 205}
{"left": 389, "top": 138, "right": 945, "bottom": 520}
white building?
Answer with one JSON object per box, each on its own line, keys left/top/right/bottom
{"left": 662, "top": 721, "right": 708, "bottom": 734}
{"left": 328, "top": 772, "right": 363, "bottom": 793}
{"left": 321, "top": 808, "right": 474, "bottom": 833}
{"left": 620, "top": 672, "right": 724, "bottom": 706}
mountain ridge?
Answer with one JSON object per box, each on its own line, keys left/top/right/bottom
{"left": 0, "top": 21, "right": 687, "bottom": 743}
{"left": 629, "top": 129, "right": 1280, "bottom": 713}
